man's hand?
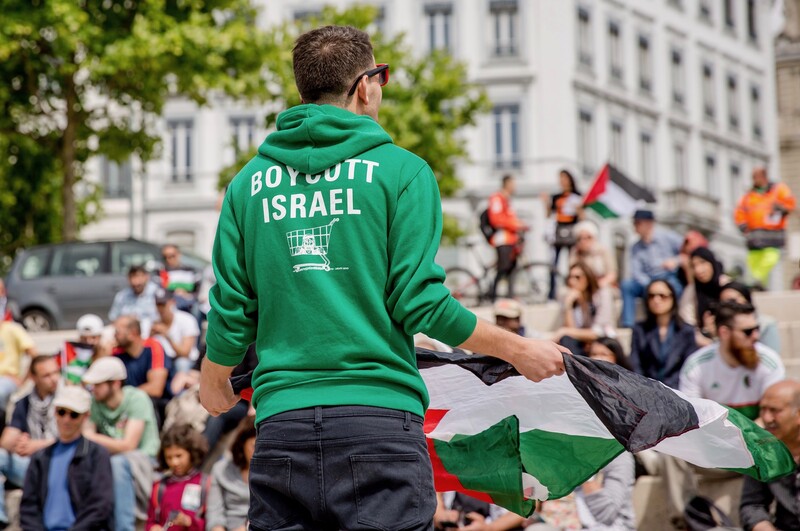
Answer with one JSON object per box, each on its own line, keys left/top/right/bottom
{"left": 662, "top": 258, "right": 679, "bottom": 271}
{"left": 752, "top": 522, "right": 777, "bottom": 531}
{"left": 509, "top": 339, "right": 568, "bottom": 383}
{"left": 14, "top": 433, "right": 34, "bottom": 457}
{"left": 150, "top": 322, "right": 169, "bottom": 336}
{"left": 199, "top": 358, "right": 239, "bottom": 416}
{"left": 461, "top": 512, "right": 488, "bottom": 530}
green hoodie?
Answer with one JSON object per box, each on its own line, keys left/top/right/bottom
{"left": 206, "top": 104, "right": 477, "bottom": 422}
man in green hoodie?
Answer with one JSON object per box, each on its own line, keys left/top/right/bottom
{"left": 200, "top": 25, "right": 569, "bottom": 529}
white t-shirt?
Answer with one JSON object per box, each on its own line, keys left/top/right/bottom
{"left": 157, "top": 310, "right": 200, "bottom": 361}
{"left": 678, "top": 342, "right": 784, "bottom": 419}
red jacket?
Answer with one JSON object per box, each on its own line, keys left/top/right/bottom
{"left": 487, "top": 192, "right": 525, "bottom": 246}
{"left": 146, "top": 470, "right": 207, "bottom": 531}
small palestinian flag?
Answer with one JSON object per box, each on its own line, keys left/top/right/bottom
{"left": 583, "top": 163, "right": 656, "bottom": 219}
{"left": 420, "top": 349, "right": 793, "bottom": 516}
{"left": 60, "top": 341, "right": 96, "bottom": 384}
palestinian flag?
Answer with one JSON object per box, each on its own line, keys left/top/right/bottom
{"left": 60, "top": 341, "right": 96, "bottom": 385}
{"left": 229, "top": 349, "right": 794, "bottom": 517}
{"left": 583, "top": 163, "right": 656, "bottom": 218}
{"left": 419, "top": 349, "right": 794, "bottom": 516}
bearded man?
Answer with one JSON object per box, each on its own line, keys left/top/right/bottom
{"left": 679, "top": 300, "right": 784, "bottom": 420}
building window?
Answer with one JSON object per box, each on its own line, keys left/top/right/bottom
{"left": 608, "top": 21, "right": 623, "bottom": 82}
{"left": 493, "top": 104, "right": 521, "bottom": 169}
{"left": 702, "top": 63, "right": 715, "bottom": 121}
{"left": 751, "top": 85, "right": 763, "bottom": 140}
{"left": 489, "top": 0, "right": 519, "bottom": 58}
{"left": 671, "top": 49, "right": 685, "bottom": 107}
{"left": 730, "top": 163, "right": 741, "bottom": 198}
{"left": 727, "top": 75, "right": 739, "bottom": 131}
{"left": 724, "top": 0, "right": 735, "bottom": 30}
{"left": 638, "top": 35, "right": 652, "bottom": 93}
{"left": 229, "top": 117, "right": 256, "bottom": 157}
{"left": 668, "top": 0, "right": 683, "bottom": 10}
{"left": 705, "top": 154, "right": 717, "bottom": 197}
{"left": 165, "top": 230, "right": 196, "bottom": 254}
{"left": 747, "top": 0, "right": 757, "bottom": 42}
{"left": 610, "top": 120, "right": 625, "bottom": 169}
{"left": 699, "top": 0, "right": 712, "bottom": 23}
{"left": 167, "top": 119, "right": 193, "bottom": 183}
{"left": 577, "top": 109, "right": 595, "bottom": 178}
{"left": 673, "top": 142, "right": 687, "bottom": 189}
{"left": 101, "top": 157, "right": 132, "bottom": 199}
{"left": 639, "top": 131, "right": 654, "bottom": 190}
{"left": 425, "top": 3, "right": 452, "bottom": 51}
{"left": 577, "top": 6, "right": 592, "bottom": 67}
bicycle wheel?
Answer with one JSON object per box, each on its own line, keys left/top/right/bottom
{"left": 444, "top": 267, "right": 482, "bottom": 307}
{"left": 514, "top": 262, "right": 553, "bottom": 305}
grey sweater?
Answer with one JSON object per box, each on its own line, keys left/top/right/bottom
{"left": 205, "top": 458, "right": 250, "bottom": 531}
{"left": 576, "top": 452, "right": 636, "bottom": 531}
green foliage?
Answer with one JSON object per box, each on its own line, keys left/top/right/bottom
{"left": 0, "top": 0, "right": 272, "bottom": 264}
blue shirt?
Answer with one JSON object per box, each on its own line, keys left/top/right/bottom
{"left": 629, "top": 228, "right": 683, "bottom": 286}
{"left": 115, "top": 344, "right": 172, "bottom": 397}
{"left": 108, "top": 281, "right": 160, "bottom": 325}
{"left": 44, "top": 439, "right": 79, "bottom": 531}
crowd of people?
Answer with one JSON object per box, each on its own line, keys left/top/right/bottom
{"left": 0, "top": 244, "right": 257, "bottom": 531}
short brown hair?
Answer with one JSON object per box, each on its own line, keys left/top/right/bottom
{"left": 230, "top": 415, "right": 257, "bottom": 470}
{"left": 292, "top": 25, "right": 374, "bottom": 104}
{"left": 158, "top": 424, "right": 208, "bottom": 471}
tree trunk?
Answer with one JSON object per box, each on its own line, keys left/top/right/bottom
{"left": 60, "top": 73, "right": 78, "bottom": 241}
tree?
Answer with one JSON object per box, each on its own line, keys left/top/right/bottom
{"left": 0, "top": 0, "right": 274, "bottom": 264}
{"left": 219, "top": 5, "right": 490, "bottom": 212}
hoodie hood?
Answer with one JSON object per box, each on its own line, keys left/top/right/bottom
{"left": 259, "top": 104, "right": 393, "bottom": 175}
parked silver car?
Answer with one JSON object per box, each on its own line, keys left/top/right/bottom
{"left": 5, "top": 239, "right": 209, "bottom": 331}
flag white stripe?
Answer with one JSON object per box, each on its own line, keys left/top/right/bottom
{"left": 596, "top": 180, "right": 638, "bottom": 216}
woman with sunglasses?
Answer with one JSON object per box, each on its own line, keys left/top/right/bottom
{"left": 629, "top": 279, "right": 697, "bottom": 388}
{"left": 550, "top": 262, "right": 615, "bottom": 357}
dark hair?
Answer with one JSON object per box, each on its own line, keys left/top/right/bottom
{"left": 30, "top": 354, "right": 57, "bottom": 376}
{"left": 157, "top": 424, "right": 208, "bottom": 471}
{"left": 502, "top": 174, "right": 514, "bottom": 187}
{"left": 643, "top": 279, "right": 682, "bottom": 329}
{"left": 715, "top": 300, "right": 756, "bottom": 331}
{"left": 559, "top": 169, "right": 581, "bottom": 195}
{"left": 292, "top": 25, "right": 374, "bottom": 104}
{"left": 567, "top": 261, "right": 599, "bottom": 299}
{"left": 720, "top": 281, "right": 753, "bottom": 304}
{"left": 230, "top": 415, "right": 257, "bottom": 471}
{"left": 128, "top": 265, "right": 147, "bottom": 276}
{"left": 593, "top": 337, "right": 632, "bottom": 371}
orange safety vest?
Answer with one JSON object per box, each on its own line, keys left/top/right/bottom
{"left": 487, "top": 192, "right": 525, "bottom": 247}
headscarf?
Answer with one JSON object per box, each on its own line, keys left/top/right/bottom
{"left": 690, "top": 247, "right": 723, "bottom": 325}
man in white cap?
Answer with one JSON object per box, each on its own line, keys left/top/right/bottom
{"left": 20, "top": 385, "right": 114, "bottom": 530}
{"left": 493, "top": 298, "right": 525, "bottom": 336}
{"left": 82, "top": 357, "right": 159, "bottom": 531}
{"left": 61, "top": 313, "right": 107, "bottom": 385}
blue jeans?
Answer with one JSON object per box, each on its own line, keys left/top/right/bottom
{"left": 621, "top": 273, "right": 683, "bottom": 328}
{"left": 111, "top": 454, "right": 136, "bottom": 531}
{"left": 0, "top": 450, "right": 29, "bottom": 523}
{"left": 250, "top": 405, "right": 435, "bottom": 530}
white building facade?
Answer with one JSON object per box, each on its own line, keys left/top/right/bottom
{"left": 82, "top": 0, "right": 781, "bottom": 283}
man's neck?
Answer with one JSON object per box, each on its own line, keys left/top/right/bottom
{"left": 34, "top": 387, "right": 51, "bottom": 401}
{"left": 105, "top": 389, "right": 123, "bottom": 410}
{"left": 59, "top": 433, "right": 81, "bottom": 445}
{"left": 163, "top": 312, "right": 174, "bottom": 326}
{"left": 126, "top": 340, "right": 144, "bottom": 358}
{"left": 718, "top": 344, "right": 740, "bottom": 368}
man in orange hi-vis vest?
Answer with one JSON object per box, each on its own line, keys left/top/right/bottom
{"left": 488, "top": 175, "right": 528, "bottom": 301}
{"left": 734, "top": 167, "right": 797, "bottom": 287}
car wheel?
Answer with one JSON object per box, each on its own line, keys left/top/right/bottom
{"left": 21, "top": 310, "right": 54, "bottom": 332}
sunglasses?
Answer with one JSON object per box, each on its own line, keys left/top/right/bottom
{"left": 56, "top": 408, "right": 81, "bottom": 419}
{"left": 647, "top": 292, "right": 673, "bottom": 301}
{"left": 347, "top": 63, "right": 390, "bottom": 96}
{"left": 736, "top": 325, "right": 760, "bottom": 337}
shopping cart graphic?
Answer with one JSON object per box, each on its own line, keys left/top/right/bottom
{"left": 286, "top": 218, "right": 340, "bottom": 272}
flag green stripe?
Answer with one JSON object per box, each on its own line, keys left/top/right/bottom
{"left": 587, "top": 202, "right": 619, "bottom": 219}
{"left": 731, "top": 404, "right": 761, "bottom": 421}
{"left": 722, "top": 406, "right": 794, "bottom": 482}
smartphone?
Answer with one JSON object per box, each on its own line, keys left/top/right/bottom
{"left": 440, "top": 522, "right": 459, "bottom": 529}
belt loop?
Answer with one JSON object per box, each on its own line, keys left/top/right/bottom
{"left": 314, "top": 407, "right": 323, "bottom": 430}
{"left": 403, "top": 411, "right": 411, "bottom": 431}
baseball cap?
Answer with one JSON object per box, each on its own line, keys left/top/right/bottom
{"left": 633, "top": 209, "right": 655, "bottom": 221}
{"left": 154, "top": 288, "right": 173, "bottom": 305}
{"left": 82, "top": 356, "right": 127, "bottom": 385}
{"left": 53, "top": 385, "right": 92, "bottom": 415}
{"left": 76, "top": 314, "right": 104, "bottom": 336}
{"left": 493, "top": 298, "right": 523, "bottom": 319}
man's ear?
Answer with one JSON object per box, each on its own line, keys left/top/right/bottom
{"left": 356, "top": 77, "right": 370, "bottom": 106}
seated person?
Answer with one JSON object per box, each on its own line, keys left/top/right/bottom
{"left": 20, "top": 385, "right": 114, "bottom": 530}
{"left": 434, "top": 491, "right": 527, "bottom": 531}
{"left": 112, "top": 315, "right": 171, "bottom": 400}
{"left": 206, "top": 417, "right": 255, "bottom": 531}
{"left": 150, "top": 289, "right": 200, "bottom": 375}
{"left": 550, "top": 262, "right": 615, "bottom": 357}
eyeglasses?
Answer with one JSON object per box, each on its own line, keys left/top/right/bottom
{"left": 736, "top": 325, "right": 760, "bottom": 337}
{"left": 347, "top": 64, "right": 390, "bottom": 97}
{"left": 56, "top": 408, "right": 81, "bottom": 419}
{"left": 647, "top": 292, "right": 673, "bottom": 301}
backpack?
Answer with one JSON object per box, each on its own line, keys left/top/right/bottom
{"left": 683, "top": 495, "right": 736, "bottom": 531}
{"left": 479, "top": 208, "right": 496, "bottom": 243}
{"left": 152, "top": 473, "right": 212, "bottom": 525}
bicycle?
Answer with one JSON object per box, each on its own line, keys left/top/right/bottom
{"left": 443, "top": 235, "right": 559, "bottom": 307}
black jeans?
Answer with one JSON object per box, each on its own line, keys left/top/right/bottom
{"left": 250, "top": 405, "right": 436, "bottom": 531}
{"left": 491, "top": 245, "right": 517, "bottom": 301}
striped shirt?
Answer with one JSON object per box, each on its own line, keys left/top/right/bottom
{"left": 678, "top": 342, "right": 784, "bottom": 420}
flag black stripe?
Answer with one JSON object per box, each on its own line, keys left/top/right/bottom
{"left": 608, "top": 164, "right": 657, "bottom": 203}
